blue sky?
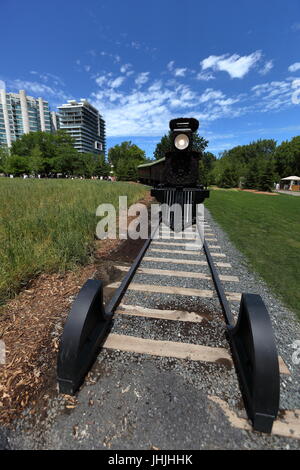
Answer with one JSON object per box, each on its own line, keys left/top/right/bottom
{"left": 1, "top": 0, "right": 300, "bottom": 157}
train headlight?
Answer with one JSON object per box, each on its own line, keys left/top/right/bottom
{"left": 174, "top": 133, "right": 189, "bottom": 150}
{"left": 169, "top": 118, "right": 199, "bottom": 152}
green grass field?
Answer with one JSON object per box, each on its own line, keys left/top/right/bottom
{"left": 0, "top": 179, "right": 147, "bottom": 304}
{"left": 206, "top": 190, "right": 300, "bottom": 319}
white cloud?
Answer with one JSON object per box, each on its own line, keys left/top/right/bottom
{"left": 0, "top": 80, "right": 6, "bottom": 90}
{"left": 84, "top": 65, "right": 91, "bottom": 72}
{"left": 91, "top": 74, "right": 242, "bottom": 137}
{"left": 199, "top": 89, "right": 224, "bottom": 103}
{"left": 251, "top": 80, "right": 294, "bottom": 111}
{"left": 99, "top": 51, "right": 121, "bottom": 63}
{"left": 174, "top": 68, "right": 187, "bottom": 77}
{"left": 252, "top": 81, "right": 290, "bottom": 97}
{"left": 9, "top": 80, "right": 57, "bottom": 97}
{"left": 6, "top": 79, "right": 69, "bottom": 105}
{"left": 131, "top": 41, "right": 141, "bottom": 49}
{"left": 110, "top": 76, "right": 126, "bottom": 88}
{"left": 89, "top": 61, "right": 298, "bottom": 139}
{"left": 95, "top": 75, "right": 107, "bottom": 86}
{"left": 167, "top": 61, "right": 188, "bottom": 78}
{"left": 28, "top": 71, "right": 65, "bottom": 87}
{"left": 148, "top": 80, "right": 162, "bottom": 92}
{"left": 196, "top": 71, "right": 215, "bottom": 81}
{"left": 259, "top": 60, "right": 274, "bottom": 75}
{"left": 201, "top": 51, "right": 262, "bottom": 78}
{"left": 135, "top": 72, "right": 150, "bottom": 87}
{"left": 120, "top": 63, "right": 132, "bottom": 73}
{"left": 288, "top": 62, "right": 300, "bottom": 72}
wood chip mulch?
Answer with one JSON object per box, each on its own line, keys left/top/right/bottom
{"left": 0, "top": 265, "right": 96, "bottom": 424}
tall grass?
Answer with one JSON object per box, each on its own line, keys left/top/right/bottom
{"left": 0, "top": 179, "right": 147, "bottom": 303}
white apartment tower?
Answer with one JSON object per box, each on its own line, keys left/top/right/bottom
{"left": 58, "top": 99, "right": 106, "bottom": 155}
{"left": 0, "top": 89, "right": 55, "bottom": 147}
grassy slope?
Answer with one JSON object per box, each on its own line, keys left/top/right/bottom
{"left": 205, "top": 190, "right": 300, "bottom": 319}
{"left": 0, "top": 179, "right": 147, "bottom": 303}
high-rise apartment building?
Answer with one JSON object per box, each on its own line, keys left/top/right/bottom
{"left": 0, "top": 89, "right": 54, "bottom": 147}
{"left": 58, "top": 99, "right": 105, "bottom": 155}
{"left": 50, "top": 111, "right": 60, "bottom": 131}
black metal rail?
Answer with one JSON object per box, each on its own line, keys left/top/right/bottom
{"left": 196, "top": 221, "right": 280, "bottom": 434}
{"left": 57, "top": 220, "right": 161, "bottom": 395}
{"left": 197, "top": 229, "right": 234, "bottom": 326}
{"left": 105, "top": 220, "right": 160, "bottom": 315}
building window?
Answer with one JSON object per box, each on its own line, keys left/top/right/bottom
{"left": 95, "top": 141, "right": 103, "bottom": 151}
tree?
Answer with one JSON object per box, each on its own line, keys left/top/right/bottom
{"left": 11, "top": 131, "right": 56, "bottom": 161}
{"left": 53, "top": 145, "right": 79, "bottom": 176}
{"left": 274, "top": 136, "right": 300, "bottom": 177}
{"left": 108, "top": 141, "right": 146, "bottom": 181}
{"left": 0, "top": 146, "right": 9, "bottom": 173}
{"left": 198, "top": 151, "right": 216, "bottom": 186}
{"left": 9, "top": 130, "right": 79, "bottom": 175}
{"left": 211, "top": 138, "right": 279, "bottom": 189}
{"left": 258, "top": 158, "right": 275, "bottom": 192}
{"left": 108, "top": 141, "right": 146, "bottom": 166}
{"left": 115, "top": 158, "right": 128, "bottom": 181}
{"left": 153, "top": 134, "right": 172, "bottom": 160}
{"left": 5, "top": 155, "right": 28, "bottom": 176}
{"left": 115, "top": 158, "right": 141, "bottom": 181}
{"left": 28, "top": 144, "right": 44, "bottom": 175}
{"left": 94, "top": 155, "right": 110, "bottom": 178}
{"left": 82, "top": 153, "right": 98, "bottom": 178}
{"left": 193, "top": 133, "right": 209, "bottom": 153}
{"left": 244, "top": 159, "right": 261, "bottom": 189}
{"left": 219, "top": 165, "right": 239, "bottom": 188}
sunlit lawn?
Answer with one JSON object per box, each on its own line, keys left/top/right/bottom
{"left": 206, "top": 190, "right": 300, "bottom": 320}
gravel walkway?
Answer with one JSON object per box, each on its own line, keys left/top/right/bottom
{"left": 2, "top": 208, "right": 300, "bottom": 450}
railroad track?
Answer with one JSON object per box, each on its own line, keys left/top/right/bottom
{"left": 57, "top": 220, "right": 300, "bottom": 445}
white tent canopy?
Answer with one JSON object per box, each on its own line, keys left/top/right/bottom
{"left": 280, "top": 176, "right": 300, "bottom": 181}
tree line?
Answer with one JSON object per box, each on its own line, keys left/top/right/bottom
{"left": 0, "top": 131, "right": 147, "bottom": 181}
{"left": 0, "top": 131, "right": 110, "bottom": 178}
{"left": 1, "top": 129, "right": 299, "bottom": 191}
{"left": 208, "top": 136, "right": 300, "bottom": 191}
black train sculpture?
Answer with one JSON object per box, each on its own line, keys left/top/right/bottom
{"left": 151, "top": 117, "right": 209, "bottom": 231}
{"left": 57, "top": 116, "right": 280, "bottom": 435}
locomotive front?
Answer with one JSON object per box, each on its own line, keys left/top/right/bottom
{"left": 164, "top": 117, "right": 201, "bottom": 187}
{"left": 151, "top": 117, "right": 209, "bottom": 231}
